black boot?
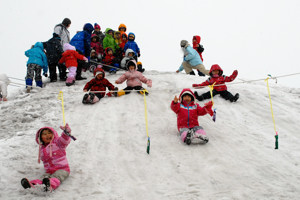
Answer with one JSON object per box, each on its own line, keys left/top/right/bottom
{"left": 89, "top": 93, "right": 95, "bottom": 104}
{"left": 189, "top": 71, "right": 195, "bottom": 75}
{"left": 42, "top": 178, "right": 51, "bottom": 192}
{"left": 194, "top": 91, "right": 204, "bottom": 101}
{"left": 113, "top": 87, "right": 119, "bottom": 97}
{"left": 232, "top": 93, "right": 239, "bottom": 102}
{"left": 185, "top": 131, "right": 192, "bottom": 145}
{"left": 197, "top": 70, "right": 205, "bottom": 76}
{"left": 21, "top": 178, "right": 31, "bottom": 189}
{"left": 82, "top": 94, "right": 89, "bottom": 104}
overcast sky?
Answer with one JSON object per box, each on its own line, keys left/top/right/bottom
{"left": 1, "top": 0, "right": 299, "bottom": 88}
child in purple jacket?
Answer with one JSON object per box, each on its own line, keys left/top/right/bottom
{"left": 21, "top": 124, "right": 73, "bottom": 192}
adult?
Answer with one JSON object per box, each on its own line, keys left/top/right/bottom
{"left": 54, "top": 18, "right": 71, "bottom": 47}
{"left": 176, "top": 40, "right": 209, "bottom": 76}
{"left": 70, "top": 23, "right": 94, "bottom": 80}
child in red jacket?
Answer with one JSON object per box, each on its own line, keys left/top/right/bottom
{"left": 171, "top": 88, "right": 213, "bottom": 145}
{"left": 82, "top": 68, "right": 118, "bottom": 104}
{"left": 192, "top": 35, "right": 205, "bottom": 76}
{"left": 102, "top": 47, "right": 119, "bottom": 74}
{"left": 192, "top": 64, "right": 239, "bottom": 102}
{"left": 59, "top": 43, "right": 88, "bottom": 86}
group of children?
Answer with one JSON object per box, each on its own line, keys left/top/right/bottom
{"left": 19, "top": 26, "right": 240, "bottom": 192}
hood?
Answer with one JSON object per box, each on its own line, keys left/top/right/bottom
{"left": 94, "top": 23, "right": 101, "bottom": 30}
{"left": 105, "top": 47, "right": 113, "bottom": 54}
{"left": 34, "top": 42, "right": 44, "bottom": 51}
{"left": 193, "top": 35, "right": 201, "bottom": 44}
{"left": 179, "top": 88, "right": 196, "bottom": 103}
{"left": 35, "top": 127, "right": 59, "bottom": 145}
{"left": 63, "top": 43, "right": 76, "bottom": 51}
{"left": 93, "top": 68, "right": 105, "bottom": 78}
{"left": 83, "top": 23, "right": 94, "bottom": 34}
{"left": 118, "top": 24, "right": 127, "bottom": 32}
{"left": 209, "top": 64, "right": 223, "bottom": 76}
{"left": 114, "top": 31, "right": 121, "bottom": 38}
{"left": 126, "top": 59, "right": 137, "bottom": 70}
{"left": 128, "top": 32, "right": 135, "bottom": 41}
{"left": 121, "top": 32, "right": 128, "bottom": 39}
{"left": 125, "top": 48, "right": 135, "bottom": 57}
{"left": 105, "top": 28, "right": 113, "bottom": 34}
{"left": 91, "top": 34, "right": 99, "bottom": 42}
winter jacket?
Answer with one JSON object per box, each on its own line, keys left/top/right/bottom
{"left": 0, "top": 74, "right": 10, "bottom": 98}
{"left": 90, "top": 34, "right": 104, "bottom": 55}
{"left": 123, "top": 33, "right": 140, "bottom": 55}
{"left": 192, "top": 64, "right": 238, "bottom": 91}
{"left": 192, "top": 35, "right": 204, "bottom": 61}
{"left": 102, "top": 28, "right": 119, "bottom": 53}
{"left": 119, "top": 33, "right": 128, "bottom": 50}
{"left": 93, "top": 23, "right": 105, "bottom": 44}
{"left": 121, "top": 49, "right": 135, "bottom": 68}
{"left": 102, "top": 47, "right": 116, "bottom": 66}
{"left": 36, "top": 127, "right": 71, "bottom": 174}
{"left": 43, "top": 34, "right": 64, "bottom": 65}
{"left": 54, "top": 24, "right": 70, "bottom": 46}
{"left": 114, "top": 31, "right": 122, "bottom": 46}
{"left": 59, "top": 44, "right": 85, "bottom": 68}
{"left": 115, "top": 60, "right": 152, "bottom": 87}
{"left": 70, "top": 23, "right": 94, "bottom": 57}
{"left": 171, "top": 89, "right": 211, "bottom": 131}
{"left": 83, "top": 69, "right": 115, "bottom": 98}
{"left": 118, "top": 24, "right": 127, "bottom": 34}
{"left": 25, "top": 42, "right": 48, "bottom": 74}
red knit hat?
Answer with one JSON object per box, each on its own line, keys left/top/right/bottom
{"left": 94, "top": 23, "right": 101, "bottom": 30}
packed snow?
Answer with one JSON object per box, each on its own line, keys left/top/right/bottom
{"left": 1, "top": 70, "right": 300, "bottom": 199}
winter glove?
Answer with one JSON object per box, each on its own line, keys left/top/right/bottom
{"left": 60, "top": 123, "right": 71, "bottom": 134}
{"left": 204, "top": 101, "right": 214, "bottom": 116}
{"left": 146, "top": 80, "right": 152, "bottom": 88}
{"left": 43, "top": 73, "right": 48, "bottom": 77}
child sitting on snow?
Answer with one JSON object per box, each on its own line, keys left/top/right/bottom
{"left": 25, "top": 42, "right": 48, "bottom": 91}
{"left": 0, "top": 74, "right": 10, "bottom": 101}
{"left": 102, "top": 47, "right": 119, "bottom": 74}
{"left": 192, "top": 64, "right": 239, "bottom": 102}
{"left": 21, "top": 123, "right": 73, "bottom": 191}
{"left": 82, "top": 68, "right": 118, "bottom": 104}
{"left": 115, "top": 59, "right": 152, "bottom": 96}
{"left": 120, "top": 49, "right": 136, "bottom": 69}
{"left": 171, "top": 88, "right": 213, "bottom": 145}
{"left": 89, "top": 50, "right": 101, "bottom": 72}
{"left": 59, "top": 43, "right": 88, "bottom": 86}
{"left": 90, "top": 34, "right": 103, "bottom": 58}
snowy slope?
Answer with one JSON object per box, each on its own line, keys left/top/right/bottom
{"left": 0, "top": 71, "right": 300, "bottom": 200}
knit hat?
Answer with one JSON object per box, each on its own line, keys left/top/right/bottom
{"left": 62, "top": 18, "right": 71, "bottom": 26}
{"left": 180, "top": 40, "right": 189, "bottom": 48}
{"left": 93, "top": 68, "right": 105, "bottom": 77}
{"left": 94, "top": 23, "right": 101, "bottom": 30}
{"left": 63, "top": 43, "right": 76, "bottom": 51}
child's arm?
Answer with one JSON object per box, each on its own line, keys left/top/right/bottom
{"left": 192, "top": 78, "right": 211, "bottom": 88}
{"left": 105, "top": 79, "right": 116, "bottom": 90}
{"left": 115, "top": 73, "right": 127, "bottom": 84}
{"left": 184, "top": 48, "right": 197, "bottom": 61}
{"left": 224, "top": 70, "right": 238, "bottom": 82}
{"left": 138, "top": 74, "right": 152, "bottom": 87}
{"left": 176, "top": 65, "right": 184, "bottom": 73}
{"left": 83, "top": 79, "right": 94, "bottom": 91}
{"left": 59, "top": 55, "right": 65, "bottom": 64}
{"left": 170, "top": 96, "right": 180, "bottom": 114}
{"left": 197, "top": 101, "right": 214, "bottom": 116}
{"left": 41, "top": 52, "right": 48, "bottom": 75}
{"left": 74, "top": 51, "right": 86, "bottom": 61}
{"left": 57, "top": 123, "right": 72, "bottom": 149}
{"left": 136, "top": 43, "right": 140, "bottom": 57}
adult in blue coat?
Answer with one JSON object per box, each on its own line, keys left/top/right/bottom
{"left": 176, "top": 40, "right": 209, "bottom": 76}
{"left": 123, "top": 32, "right": 140, "bottom": 57}
{"left": 70, "top": 23, "right": 94, "bottom": 58}
{"left": 25, "top": 42, "right": 48, "bottom": 89}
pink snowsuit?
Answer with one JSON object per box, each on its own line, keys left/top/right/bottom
{"left": 171, "top": 88, "right": 213, "bottom": 142}
{"left": 28, "top": 127, "right": 71, "bottom": 190}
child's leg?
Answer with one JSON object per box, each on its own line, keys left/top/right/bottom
{"left": 49, "top": 64, "right": 57, "bottom": 82}
{"left": 194, "top": 90, "right": 216, "bottom": 101}
{"left": 219, "top": 90, "right": 237, "bottom": 102}
{"left": 192, "top": 126, "right": 209, "bottom": 141}
{"left": 25, "top": 64, "right": 35, "bottom": 87}
{"left": 179, "top": 128, "right": 190, "bottom": 142}
{"left": 194, "top": 64, "right": 210, "bottom": 76}
{"left": 46, "top": 170, "right": 69, "bottom": 190}
{"left": 66, "top": 67, "right": 77, "bottom": 85}
{"left": 182, "top": 62, "right": 193, "bottom": 74}
{"left": 58, "top": 63, "right": 67, "bottom": 81}
{"left": 34, "top": 65, "right": 43, "bottom": 88}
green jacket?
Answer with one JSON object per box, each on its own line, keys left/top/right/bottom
{"left": 103, "top": 28, "right": 119, "bottom": 53}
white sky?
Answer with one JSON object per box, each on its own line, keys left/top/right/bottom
{"left": 1, "top": 0, "right": 300, "bottom": 88}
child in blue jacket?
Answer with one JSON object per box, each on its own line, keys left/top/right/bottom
{"left": 25, "top": 42, "right": 48, "bottom": 91}
{"left": 123, "top": 32, "right": 140, "bottom": 58}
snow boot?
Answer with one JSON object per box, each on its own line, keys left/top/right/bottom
{"left": 66, "top": 77, "right": 75, "bottom": 86}
{"left": 89, "top": 93, "right": 95, "bottom": 104}
{"left": 194, "top": 91, "right": 204, "bottom": 101}
{"left": 113, "top": 87, "right": 119, "bottom": 97}
{"left": 117, "top": 89, "right": 126, "bottom": 96}
{"left": 82, "top": 94, "right": 89, "bottom": 104}
{"left": 189, "top": 71, "right": 195, "bottom": 75}
{"left": 21, "top": 178, "right": 31, "bottom": 189}
{"left": 139, "top": 88, "right": 149, "bottom": 96}
{"left": 232, "top": 93, "right": 239, "bottom": 102}
{"left": 36, "top": 80, "right": 43, "bottom": 88}
{"left": 42, "top": 178, "right": 51, "bottom": 192}
{"left": 185, "top": 131, "right": 192, "bottom": 145}
{"left": 197, "top": 70, "right": 205, "bottom": 76}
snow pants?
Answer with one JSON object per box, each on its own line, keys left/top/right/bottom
{"left": 182, "top": 62, "right": 209, "bottom": 76}
{"left": 25, "top": 63, "right": 43, "bottom": 87}
{"left": 30, "top": 169, "right": 69, "bottom": 190}
{"left": 196, "top": 89, "right": 235, "bottom": 101}
{"left": 179, "top": 126, "right": 207, "bottom": 142}
{"left": 66, "top": 67, "right": 76, "bottom": 84}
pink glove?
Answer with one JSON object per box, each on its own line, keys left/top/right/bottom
{"left": 60, "top": 123, "right": 71, "bottom": 133}
{"left": 146, "top": 80, "right": 152, "bottom": 88}
{"left": 204, "top": 101, "right": 214, "bottom": 116}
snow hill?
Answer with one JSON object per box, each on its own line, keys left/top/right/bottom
{"left": 1, "top": 70, "right": 300, "bottom": 200}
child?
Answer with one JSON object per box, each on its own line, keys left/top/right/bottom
{"left": 92, "top": 23, "right": 105, "bottom": 45}
{"left": 89, "top": 50, "right": 101, "bottom": 72}
{"left": 25, "top": 42, "right": 48, "bottom": 91}
{"left": 171, "top": 88, "right": 213, "bottom": 145}
{"left": 103, "top": 28, "right": 119, "bottom": 53}
{"left": 115, "top": 59, "right": 152, "bottom": 96}
{"left": 82, "top": 68, "right": 118, "bottom": 104}
{"left": 120, "top": 49, "right": 136, "bottom": 69}
{"left": 137, "top": 61, "right": 145, "bottom": 73}
{"left": 119, "top": 33, "right": 128, "bottom": 50}
{"left": 118, "top": 24, "right": 127, "bottom": 35}
{"left": 192, "top": 35, "right": 205, "bottom": 76}
{"left": 123, "top": 33, "right": 140, "bottom": 58}
{"left": 0, "top": 74, "right": 10, "bottom": 101}
{"left": 21, "top": 123, "right": 73, "bottom": 191}
{"left": 114, "top": 31, "right": 122, "bottom": 46}
{"left": 192, "top": 64, "right": 239, "bottom": 102}
{"left": 90, "top": 34, "right": 104, "bottom": 57}
{"left": 59, "top": 43, "right": 88, "bottom": 86}
{"left": 102, "top": 47, "right": 119, "bottom": 74}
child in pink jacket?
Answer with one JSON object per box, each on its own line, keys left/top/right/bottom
{"left": 21, "top": 124, "right": 73, "bottom": 192}
{"left": 171, "top": 88, "right": 213, "bottom": 145}
{"left": 115, "top": 59, "right": 152, "bottom": 96}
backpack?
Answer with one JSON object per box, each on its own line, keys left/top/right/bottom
{"left": 197, "top": 44, "right": 204, "bottom": 53}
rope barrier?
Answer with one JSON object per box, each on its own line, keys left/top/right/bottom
{"left": 89, "top": 60, "right": 127, "bottom": 71}
{"left": 143, "top": 90, "right": 150, "bottom": 154}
